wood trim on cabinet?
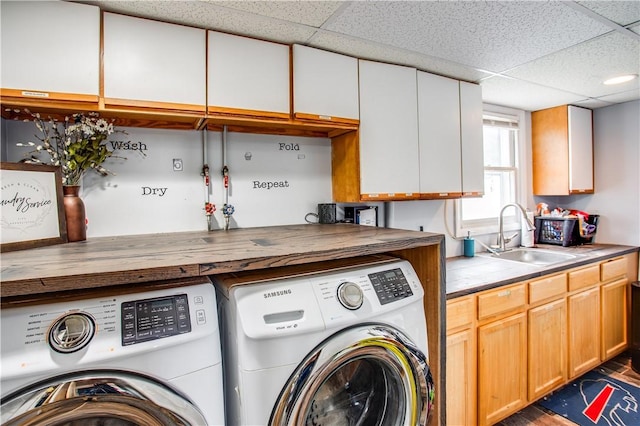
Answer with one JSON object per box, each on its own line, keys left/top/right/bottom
{"left": 332, "top": 130, "right": 361, "bottom": 202}
{"left": 361, "top": 193, "right": 420, "bottom": 201}
{"left": 294, "top": 112, "right": 360, "bottom": 126}
{"left": 569, "top": 189, "right": 595, "bottom": 195}
{"left": 205, "top": 114, "right": 356, "bottom": 138}
{"left": 420, "top": 192, "right": 464, "bottom": 200}
{"left": 104, "top": 97, "right": 205, "bottom": 114}
{"left": 0, "top": 90, "right": 100, "bottom": 118}
{"left": 207, "top": 105, "right": 289, "bottom": 121}
{"left": 0, "top": 88, "right": 99, "bottom": 104}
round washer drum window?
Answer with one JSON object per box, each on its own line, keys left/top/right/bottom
{"left": 303, "top": 356, "right": 406, "bottom": 426}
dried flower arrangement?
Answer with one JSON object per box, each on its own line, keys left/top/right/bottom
{"left": 17, "top": 110, "right": 124, "bottom": 186}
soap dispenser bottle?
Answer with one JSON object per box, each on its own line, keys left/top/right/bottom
{"left": 464, "top": 231, "right": 475, "bottom": 257}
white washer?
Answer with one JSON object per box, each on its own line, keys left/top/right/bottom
{"left": 1, "top": 277, "right": 225, "bottom": 425}
{"left": 214, "top": 256, "right": 435, "bottom": 426}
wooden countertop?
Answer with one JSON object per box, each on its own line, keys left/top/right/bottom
{"left": 446, "top": 243, "right": 639, "bottom": 299}
{"left": 0, "top": 224, "right": 444, "bottom": 298}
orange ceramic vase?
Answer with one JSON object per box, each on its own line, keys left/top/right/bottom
{"left": 63, "top": 185, "right": 87, "bottom": 242}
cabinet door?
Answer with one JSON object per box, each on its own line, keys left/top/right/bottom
{"left": 568, "top": 286, "right": 601, "bottom": 378}
{"left": 460, "top": 81, "right": 484, "bottom": 197}
{"left": 446, "top": 328, "right": 476, "bottom": 426}
{"left": 103, "top": 13, "right": 205, "bottom": 110}
{"left": 478, "top": 313, "right": 527, "bottom": 426}
{"left": 528, "top": 298, "right": 567, "bottom": 401}
{"left": 208, "top": 31, "right": 289, "bottom": 119}
{"left": 358, "top": 60, "right": 419, "bottom": 199}
{"left": 601, "top": 278, "right": 628, "bottom": 360}
{"left": 532, "top": 105, "right": 594, "bottom": 195}
{"left": 1, "top": 1, "right": 99, "bottom": 100}
{"left": 292, "top": 45, "right": 359, "bottom": 124}
{"left": 568, "top": 105, "right": 593, "bottom": 193}
{"left": 417, "top": 72, "right": 462, "bottom": 199}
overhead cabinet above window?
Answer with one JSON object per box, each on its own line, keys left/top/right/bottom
{"left": 292, "top": 45, "right": 359, "bottom": 125}
{"left": 208, "top": 31, "right": 290, "bottom": 121}
{"left": 332, "top": 64, "right": 483, "bottom": 202}
{"left": 0, "top": 1, "right": 100, "bottom": 109}
{"left": 102, "top": 13, "right": 206, "bottom": 118}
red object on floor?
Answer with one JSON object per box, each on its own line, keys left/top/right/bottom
{"left": 582, "top": 383, "right": 615, "bottom": 423}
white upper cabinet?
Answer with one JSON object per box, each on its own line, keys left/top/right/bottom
{"left": 417, "top": 74, "right": 484, "bottom": 199}
{"left": 460, "top": 81, "right": 485, "bottom": 196}
{"left": 358, "top": 60, "right": 420, "bottom": 199}
{"left": 103, "top": 13, "right": 206, "bottom": 110}
{"left": 292, "top": 45, "right": 359, "bottom": 124}
{"left": 1, "top": 1, "right": 99, "bottom": 98}
{"left": 568, "top": 106, "right": 594, "bottom": 193}
{"left": 417, "top": 72, "right": 463, "bottom": 198}
{"left": 208, "top": 31, "right": 290, "bottom": 119}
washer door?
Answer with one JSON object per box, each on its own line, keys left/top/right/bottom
{"left": 1, "top": 370, "right": 207, "bottom": 426}
{"left": 270, "top": 324, "right": 435, "bottom": 426}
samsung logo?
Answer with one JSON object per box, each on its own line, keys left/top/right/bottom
{"left": 264, "top": 289, "right": 292, "bottom": 299}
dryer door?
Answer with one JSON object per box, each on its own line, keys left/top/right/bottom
{"left": 0, "top": 370, "right": 207, "bottom": 426}
{"left": 270, "top": 324, "right": 435, "bottom": 426}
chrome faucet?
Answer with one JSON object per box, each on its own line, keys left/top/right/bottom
{"left": 496, "top": 203, "right": 535, "bottom": 252}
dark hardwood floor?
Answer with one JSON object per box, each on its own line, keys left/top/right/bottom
{"left": 496, "top": 351, "right": 640, "bottom": 426}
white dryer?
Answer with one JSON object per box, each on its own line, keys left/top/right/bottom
{"left": 214, "top": 256, "right": 435, "bottom": 426}
{"left": 1, "top": 277, "right": 225, "bottom": 425}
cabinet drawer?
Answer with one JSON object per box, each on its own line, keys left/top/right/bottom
{"left": 529, "top": 273, "right": 567, "bottom": 305}
{"left": 447, "top": 296, "right": 475, "bottom": 332}
{"left": 601, "top": 257, "right": 627, "bottom": 282}
{"left": 568, "top": 264, "right": 600, "bottom": 292}
{"left": 478, "top": 283, "right": 526, "bottom": 321}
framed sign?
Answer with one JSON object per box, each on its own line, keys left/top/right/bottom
{"left": 1, "top": 162, "right": 68, "bottom": 252}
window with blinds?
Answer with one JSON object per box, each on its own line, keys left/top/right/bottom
{"left": 455, "top": 107, "right": 525, "bottom": 237}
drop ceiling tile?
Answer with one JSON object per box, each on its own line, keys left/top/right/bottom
{"left": 309, "top": 31, "right": 491, "bottom": 83}
{"left": 506, "top": 32, "right": 640, "bottom": 99}
{"left": 573, "top": 98, "right": 616, "bottom": 109}
{"left": 480, "top": 76, "right": 585, "bottom": 111}
{"left": 88, "top": 0, "right": 317, "bottom": 43}
{"left": 204, "top": 1, "right": 345, "bottom": 27}
{"left": 594, "top": 88, "right": 640, "bottom": 104}
{"left": 576, "top": 1, "right": 640, "bottom": 26}
{"left": 323, "top": 1, "right": 613, "bottom": 73}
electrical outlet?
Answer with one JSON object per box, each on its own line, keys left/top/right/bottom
{"left": 173, "top": 158, "right": 183, "bottom": 171}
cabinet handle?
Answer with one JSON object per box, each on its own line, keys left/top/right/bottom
{"left": 498, "top": 290, "right": 511, "bottom": 297}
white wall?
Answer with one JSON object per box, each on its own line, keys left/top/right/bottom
{"left": 3, "top": 100, "right": 637, "bottom": 249}
{"left": 2, "top": 119, "right": 332, "bottom": 237}
{"left": 535, "top": 100, "right": 640, "bottom": 246}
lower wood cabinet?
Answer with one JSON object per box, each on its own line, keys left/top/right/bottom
{"left": 568, "top": 285, "right": 601, "bottom": 378}
{"left": 446, "top": 328, "right": 476, "bottom": 426}
{"left": 445, "top": 253, "right": 637, "bottom": 426}
{"left": 601, "top": 277, "right": 628, "bottom": 360}
{"left": 528, "top": 298, "right": 567, "bottom": 400}
{"left": 477, "top": 313, "right": 527, "bottom": 426}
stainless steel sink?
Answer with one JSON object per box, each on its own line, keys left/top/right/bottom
{"left": 482, "top": 248, "right": 578, "bottom": 266}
